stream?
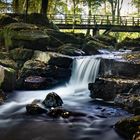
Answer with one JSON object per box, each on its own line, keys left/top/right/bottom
{"left": 0, "top": 55, "right": 130, "bottom": 140}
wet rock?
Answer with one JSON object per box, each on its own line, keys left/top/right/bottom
{"left": 57, "top": 43, "right": 85, "bottom": 56}
{"left": 33, "top": 51, "right": 73, "bottom": 68}
{"left": 47, "top": 107, "right": 70, "bottom": 118}
{"left": 0, "top": 65, "right": 16, "bottom": 92}
{"left": 114, "top": 93, "right": 140, "bottom": 114}
{"left": 0, "top": 89, "right": 7, "bottom": 105}
{"left": 99, "top": 58, "right": 140, "bottom": 78}
{"left": 47, "top": 107, "right": 85, "bottom": 118}
{"left": 17, "top": 51, "right": 72, "bottom": 89}
{"left": 18, "top": 61, "right": 70, "bottom": 89}
{"left": 3, "top": 22, "right": 49, "bottom": 51}
{"left": 82, "top": 43, "right": 100, "bottom": 55}
{"left": 24, "top": 76, "right": 47, "bottom": 90}
{"left": 115, "top": 115, "right": 140, "bottom": 139}
{"left": 89, "top": 78, "right": 140, "bottom": 101}
{"left": 26, "top": 100, "right": 47, "bottom": 115}
{"left": 42, "top": 92, "right": 63, "bottom": 108}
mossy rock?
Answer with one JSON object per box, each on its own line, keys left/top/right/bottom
{"left": 57, "top": 43, "right": 85, "bottom": 56}
{"left": 0, "top": 14, "right": 17, "bottom": 27}
{"left": 116, "top": 37, "right": 140, "bottom": 50}
{"left": 115, "top": 115, "right": 140, "bottom": 139}
{"left": 46, "top": 29, "right": 83, "bottom": 48}
{"left": 122, "top": 52, "right": 140, "bottom": 64}
{"left": 9, "top": 48, "right": 34, "bottom": 61}
{"left": 0, "top": 58, "right": 17, "bottom": 69}
{"left": 0, "top": 52, "right": 9, "bottom": 59}
{"left": 94, "top": 35, "right": 117, "bottom": 46}
{"left": 3, "top": 23, "right": 50, "bottom": 50}
{"left": 0, "top": 65, "right": 16, "bottom": 91}
{"left": 86, "top": 40, "right": 110, "bottom": 50}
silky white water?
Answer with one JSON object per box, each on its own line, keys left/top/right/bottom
{"left": 68, "top": 57, "right": 100, "bottom": 92}
{"left": 0, "top": 56, "right": 129, "bottom": 140}
{"left": 0, "top": 57, "right": 101, "bottom": 115}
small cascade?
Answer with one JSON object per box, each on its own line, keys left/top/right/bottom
{"left": 68, "top": 57, "right": 100, "bottom": 92}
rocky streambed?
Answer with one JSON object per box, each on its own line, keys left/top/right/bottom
{"left": 0, "top": 13, "right": 140, "bottom": 140}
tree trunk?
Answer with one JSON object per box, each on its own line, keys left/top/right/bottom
{"left": 72, "top": 0, "right": 76, "bottom": 32}
{"left": 40, "top": 0, "right": 49, "bottom": 16}
{"left": 86, "top": 0, "right": 91, "bottom": 36}
{"left": 13, "top": 0, "right": 19, "bottom": 13}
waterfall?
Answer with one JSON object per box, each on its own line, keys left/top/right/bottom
{"left": 68, "top": 57, "right": 100, "bottom": 92}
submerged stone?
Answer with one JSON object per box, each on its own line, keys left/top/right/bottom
{"left": 42, "top": 92, "right": 63, "bottom": 108}
{"left": 47, "top": 107, "right": 69, "bottom": 118}
{"left": 26, "top": 99, "right": 47, "bottom": 115}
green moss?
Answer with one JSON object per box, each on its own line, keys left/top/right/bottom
{"left": 115, "top": 116, "right": 140, "bottom": 139}
{"left": 0, "top": 66, "right": 5, "bottom": 88}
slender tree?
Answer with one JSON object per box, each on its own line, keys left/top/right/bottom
{"left": 12, "top": 0, "right": 19, "bottom": 13}
{"left": 40, "top": 0, "right": 49, "bottom": 16}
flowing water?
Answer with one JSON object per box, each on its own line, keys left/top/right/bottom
{"left": 0, "top": 56, "right": 130, "bottom": 140}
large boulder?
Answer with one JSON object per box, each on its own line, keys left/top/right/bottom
{"left": 85, "top": 35, "right": 114, "bottom": 50}
{"left": 115, "top": 115, "right": 140, "bottom": 140}
{"left": 9, "top": 48, "right": 34, "bottom": 68}
{"left": 24, "top": 76, "right": 47, "bottom": 90}
{"left": 33, "top": 51, "right": 73, "bottom": 68}
{"left": 82, "top": 43, "right": 100, "bottom": 55}
{"left": 0, "top": 14, "right": 17, "bottom": 27}
{"left": 57, "top": 43, "right": 85, "bottom": 56}
{"left": 42, "top": 92, "right": 63, "bottom": 108}
{"left": 3, "top": 22, "right": 50, "bottom": 51}
{"left": 26, "top": 99, "right": 47, "bottom": 115}
{"left": 89, "top": 78, "right": 140, "bottom": 101}
{"left": 116, "top": 37, "right": 140, "bottom": 50}
{"left": 17, "top": 51, "right": 72, "bottom": 89}
{"left": 114, "top": 94, "right": 140, "bottom": 114}
{"left": 0, "top": 52, "right": 17, "bottom": 69}
{"left": 46, "top": 29, "right": 83, "bottom": 48}
{"left": 99, "top": 58, "right": 140, "bottom": 78}
{"left": 94, "top": 35, "right": 117, "bottom": 46}
{"left": 0, "top": 65, "right": 16, "bottom": 92}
